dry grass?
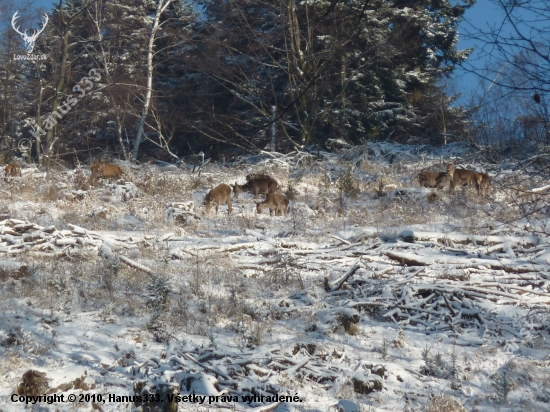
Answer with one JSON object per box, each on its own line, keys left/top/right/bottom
{"left": 0, "top": 157, "right": 548, "bottom": 412}
{"left": 0, "top": 161, "right": 530, "bottom": 327}
{"left": 424, "top": 395, "right": 467, "bottom": 412}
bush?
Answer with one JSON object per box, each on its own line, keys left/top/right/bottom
{"left": 337, "top": 166, "right": 359, "bottom": 198}
{"left": 425, "top": 395, "right": 466, "bottom": 412}
{"left": 284, "top": 182, "right": 298, "bottom": 200}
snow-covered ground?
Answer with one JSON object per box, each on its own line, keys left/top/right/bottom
{"left": 0, "top": 142, "right": 549, "bottom": 412}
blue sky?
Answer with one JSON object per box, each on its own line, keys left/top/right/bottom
{"left": 454, "top": 0, "right": 509, "bottom": 103}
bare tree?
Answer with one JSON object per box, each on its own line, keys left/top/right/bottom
{"left": 85, "top": 1, "right": 131, "bottom": 160}
{"left": 39, "top": 0, "right": 96, "bottom": 170}
{"left": 463, "top": 0, "right": 550, "bottom": 234}
{"left": 132, "top": 0, "right": 172, "bottom": 160}
{"left": 463, "top": 0, "right": 549, "bottom": 94}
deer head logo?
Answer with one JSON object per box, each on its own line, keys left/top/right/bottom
{"left": 11, "top": 11, "right": 49, "bottom": 54}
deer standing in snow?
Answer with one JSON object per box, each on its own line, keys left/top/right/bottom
{"left": 418, "top": 163, "right": 455, "bottom": 191}
{"left": 256, "top": 193, "right": 289, "bottom": 216}
{"left": 204, "top": 183, "right": 233, "bottom": 215}
{"left": 450, "top": 167, "right": 478, "bottom": 195}
{"left": 232, "top": 174, "right": 280, "bottom": 199}
{"left": 4, "top": 164, "right": 22, "bottom": 182}
{"left": 89, "top": 163, "right": 124, "bottom": 185}
{"left": 475, "top": 173, "right": 491, "bottom": 196}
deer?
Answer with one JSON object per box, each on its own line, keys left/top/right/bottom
{"left": 204, "top": 183, "right": 233, "bottom": 215}
{"left": 232, "top": 174, "right": 280, "bottom": 199}
{"left": 246, "top": 173, "right": 273, "bottom": 181}
{"left": 4, "top": 164, "right": 22, "bottom": 182}
{"left": 418, "top": 163, "right": 455, "bottom": 190}
{"left": 12, "top": 11, "right": 49, "bottom": 54}
{"left": 89, "top": 162, "right": 124, "bottom": 185}
{"left": 255, "top": 193, "right": 289, "bottom": 216}
{"left": 475, "top": 173, "right": 491, "bottom": 196}
{"left": 450, "top": 167, "right": 477, "bottom": 195}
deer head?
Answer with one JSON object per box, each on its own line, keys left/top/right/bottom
{"left": 12, "top": 11, "right": 49, "bottom": 54}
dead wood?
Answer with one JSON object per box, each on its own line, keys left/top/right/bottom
{"left": 328, "top": 263, "right": 362, "bottom": 292}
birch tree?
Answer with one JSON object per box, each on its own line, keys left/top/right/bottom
{"left": 85, "top": 2, "right": 130, "bottom": 160}
{"left": 132, "top": 0, "right": 172, "bottom": 160}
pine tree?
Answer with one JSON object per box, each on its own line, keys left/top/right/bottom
{"left": 193, "top": 0, "right": 475, "bottom": 150}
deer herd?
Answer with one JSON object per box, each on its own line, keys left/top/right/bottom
{"left": 418, "top": 163, "right": 491, "bottom": 196}
{"left": 3, "top": 160, "right": 491, "bottom": 217}
{"left": 203, "top": 174, "right": 288, "bottom": 216}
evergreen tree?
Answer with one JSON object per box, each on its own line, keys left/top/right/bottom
{"left": 192, "top": 0, "right": 474, "bottom": 149}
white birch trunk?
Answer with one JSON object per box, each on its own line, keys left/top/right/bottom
{"left": 132, "top": 0, "right": 172, "bottom": 160}
{"left": 270, "top": 105, "right": 276, "bottom": 151}
{"left": 88, "top": 2, "right": 130, "bottom": 160}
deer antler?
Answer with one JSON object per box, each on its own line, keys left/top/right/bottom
{"left": 11, "top": 11, "right": 48, "bottom": 40}
{"left": 32, "top": 13, "right": 49, "bottom": 38}
{"left": 11, "top": 11, "right": 26, "bottom": 37}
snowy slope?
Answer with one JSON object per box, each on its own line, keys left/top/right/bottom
{"left": 0, "top": 143, "right": 549, "bottom": 412}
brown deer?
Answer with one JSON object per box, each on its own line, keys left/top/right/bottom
{"left": 475, "top": 173, "right": 491, "bottom": 196}
{"left": 4, "top": 164, "right": 21, "bottom": 182}
{"left": 418, "top": 163, "right": 455, "bottom": 190}
{"left": 204, "top": 183, "right": 233, "bottom": 215}
{"left": 89, "top": 162, "right": 124, "bottom": 185}
{"left": 450, "top": 167, "right": 477, "bottom": 194}
{"left": 232, "top": 174, "right": 279, "bottom": 199}
{"left": 256, "top": 193, "right": 289, "bottom": 216}
{"left": 246, "top": 173, "right": 272, "bottom": 181}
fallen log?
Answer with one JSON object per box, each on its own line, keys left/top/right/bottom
{"left": 327, "top": 263, "right": 361, "bottom": 292}
{"left": 119, "top": 256, "right": 153, "bottom": 275}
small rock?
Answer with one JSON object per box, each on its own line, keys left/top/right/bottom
{"left": 352, "top": 372, "right": 383, "bottom": 394}
{"left": 134, "top": 381, "right": 180, "bottom": 412}
{"left": 166, "top": 205, "right": 201, "bottom": 226}
{"left": 110, "top": 181, "right": 140, "bottom": 201}
{"left": 17, "top": 370, "right": 49, "bottom": 396}
{"left": 292, "top": 202, "right": 316, "bottom": 216}
{"left": 168, "top": 201, "right": 194, "bottom": 212}
{"left": 337, "top": 399, "right": 359, "bottom": 412}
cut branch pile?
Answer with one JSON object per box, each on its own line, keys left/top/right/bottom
{"left": 3, "top": 216, "right": 550, "bottom": 409}
{"left": 163, "top": 225, "right": 550, "bottom": 345}
{"left": 0, "top": 219, "right": 154, "bottom": 274}
{"left": 98, "top": 345, "right": 390, "bottom": 409}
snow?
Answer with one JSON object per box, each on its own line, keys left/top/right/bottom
{"left": 1, "top": 143, "right": 550, "bottom": 411}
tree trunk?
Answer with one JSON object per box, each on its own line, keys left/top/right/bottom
{"left": 99, "top": 43, "right": 129, "bottom": 160}
{"left": 132, "top": 0, "right": 172, "bottom": 161}
{"left": 34, "top": 80, "right": 44, "bottom": 164}
{"left": 43, "top": 29, "right": 70, "bottom": 170}
{"left": 441, "top": 94, "right": 447, "bottom": 145}
{"left": 43, "top": 0, "right": 95, "bottom": 170}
